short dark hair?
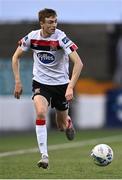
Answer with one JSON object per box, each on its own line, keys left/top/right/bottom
{"left": 38, "top": 8, "right": 57, "bottom": 22}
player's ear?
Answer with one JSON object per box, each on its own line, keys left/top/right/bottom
{"left": 40, "top": 21, "right": 43, "bottom": 27}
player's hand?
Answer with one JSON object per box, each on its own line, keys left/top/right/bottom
{"left": 14, "top": 82, "right": 23, "bottom": 99}
{"left": 65, "top": 86, "right": 73, "bottom": 101}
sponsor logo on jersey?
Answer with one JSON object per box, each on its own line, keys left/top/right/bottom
{"left": 37, "top": 52, "right": 55, "bottom": 64}
{"left": 62, "top": 36, "right": 70, "bottom": 44}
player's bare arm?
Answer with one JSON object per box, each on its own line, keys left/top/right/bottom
{"left": 12, "top": 47, "right": 24, "bottom": 99}
{"left": 65, "top": 51, "right": 83, "bottom": 101}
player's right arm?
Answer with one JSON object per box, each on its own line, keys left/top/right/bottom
{"left": 12, "top": 32, "right": 32, "bottom": 99}
{"left": 12, "top": 47, "right": 24, "bottom": 99}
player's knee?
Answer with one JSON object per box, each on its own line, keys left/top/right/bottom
{"left": 37, "top": 109, "right": 47, "bottom": 119}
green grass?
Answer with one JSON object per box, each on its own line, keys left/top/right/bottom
{"left": 0, "top": 129, "right": 122, "bottom": 179}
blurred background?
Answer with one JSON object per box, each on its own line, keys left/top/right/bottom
{"left": 0, "top": 0, "right": 122, "bottom": 131}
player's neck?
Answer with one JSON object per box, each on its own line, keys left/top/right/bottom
{"left": 41, "top": 29, "right": 51, "bottom": 38}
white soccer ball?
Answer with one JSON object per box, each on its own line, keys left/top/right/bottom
{"left": 91, "top": 144, "right": 113, "bottom": 166}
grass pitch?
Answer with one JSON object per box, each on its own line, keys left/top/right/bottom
{"left": 0, "top": 129, "right": 122, "bottom": 179}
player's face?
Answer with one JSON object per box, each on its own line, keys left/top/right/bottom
{"left": 41, "top": 16, "right": 57, "bottom": 37}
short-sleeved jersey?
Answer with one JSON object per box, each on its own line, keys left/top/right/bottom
{"left": 18, "top": 29, "right": 78, "bottom": 85}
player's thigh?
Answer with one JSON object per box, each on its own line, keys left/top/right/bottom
{"left": 33, "top": 95, "right": 48, "bottom": 116}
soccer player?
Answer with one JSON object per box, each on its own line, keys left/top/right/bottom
{"left": 12, "top": 8, "right": 83, "bottom": 169}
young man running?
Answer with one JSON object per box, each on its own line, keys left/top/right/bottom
{"left": 12, "top": 8, "right": 83, "bottom": 169}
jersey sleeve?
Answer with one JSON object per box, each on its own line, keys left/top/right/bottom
{"left": 18, "top": 32, "right": 32, "bottom": 51}
{"left": 59, "top": 33, "right": 78, "bottom": 55}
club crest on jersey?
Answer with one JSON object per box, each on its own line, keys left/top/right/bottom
{"left": 62, "top": 36, "right": 70, "bottom": 44}
{"left": 37, "top": 52, "right": 55, "bottom": 64}
{"left": 50, "top": 41, "right": 58, "bottom": 51}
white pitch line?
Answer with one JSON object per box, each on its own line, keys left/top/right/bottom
{"left": 0, "top": 134, "right": 122, "bottom": 158}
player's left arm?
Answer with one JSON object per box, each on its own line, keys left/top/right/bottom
{"left": 65, "top": 51, "right": 83, "bottom": 101}
{"left": 59, "top": 33, "right": 83, "bottom": 101}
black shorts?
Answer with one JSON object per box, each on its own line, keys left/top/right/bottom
{"left": 32, "top": 80, "right": 69, "bottom": 111}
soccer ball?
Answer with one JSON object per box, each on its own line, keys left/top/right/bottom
{"left": 91, "top": 144, "right": 113, "bottom": 166}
